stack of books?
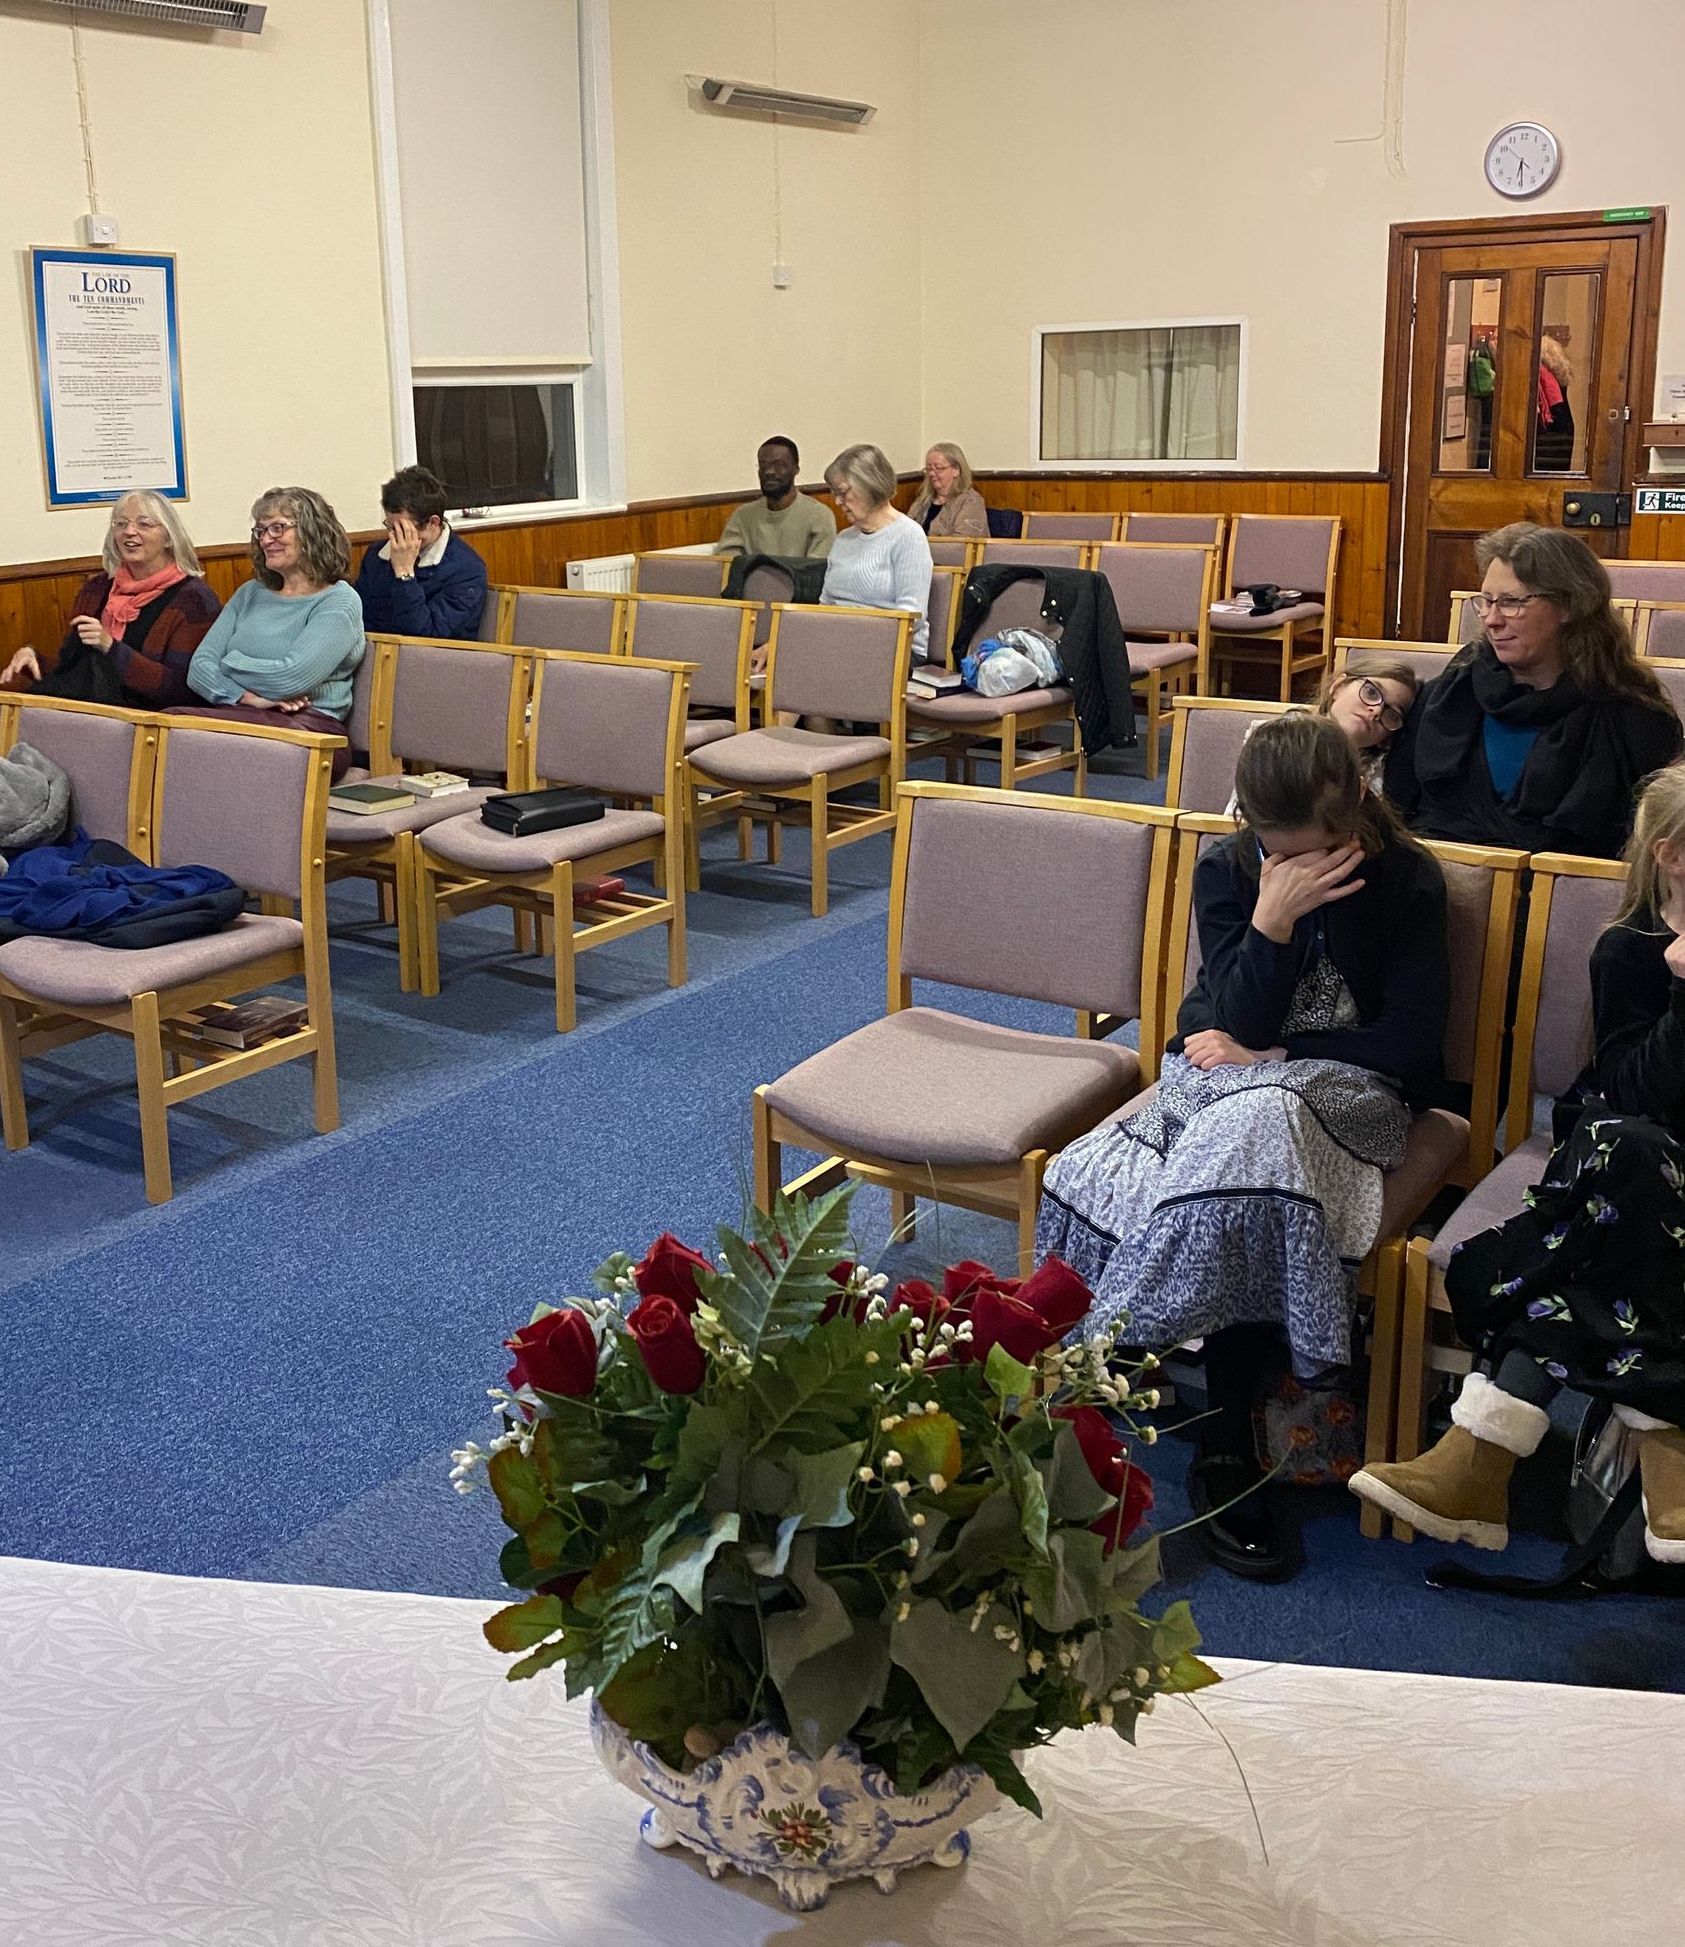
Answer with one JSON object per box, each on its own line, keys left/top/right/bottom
{"left": 400, "top": 770, "right": 471, "bottom": 799}
{"left": 906, "top": 666, "right": 965, "bottom": 702}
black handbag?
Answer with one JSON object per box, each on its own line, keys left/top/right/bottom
{"left": 479, "top": 788, "right": 606, "bottom": 838}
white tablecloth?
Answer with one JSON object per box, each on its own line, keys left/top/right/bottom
{"left": 1, "top": 1555, "right": 1678, "bottom": 1945}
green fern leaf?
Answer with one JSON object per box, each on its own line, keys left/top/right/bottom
{"left": 746, "top": 1315, "right": 903, "bottom": 1455}
{"left": 711, "top": 1183, "right": 857, "bottom": 1361}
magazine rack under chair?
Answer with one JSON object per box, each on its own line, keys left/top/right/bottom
{"left": 752, "top": 782, "right": 1177, "bottom": 1275}
{"left": 411, "top": 648, "right": 694, "bottom": 1033}
{"left": 0, "top": 699, "right": 341, "bottom": 1205}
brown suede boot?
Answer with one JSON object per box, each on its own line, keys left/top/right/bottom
{"left": 1638, "top": 1425, "right": 1685, "bottom": 1565}
{"left": 1349, "top": 1372, "right": 1550, "bottom": 1549}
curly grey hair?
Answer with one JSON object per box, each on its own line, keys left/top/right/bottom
{"left": 250, "top": 486, "right": 352, "bottom": 589}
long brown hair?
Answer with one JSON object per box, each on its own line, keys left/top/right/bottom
{"left": 249, "top": 487, "right": 352, "bottom": 590}
{"left": 1233, "top": 711, "right": 1416, "bottom": 872}
{"left": 1473, "top": 522, "right": 1670, "bottom": 710}
{"left": 1614, "top": 761, "right": 1685, "bottom": 927}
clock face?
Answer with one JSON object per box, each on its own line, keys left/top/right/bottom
{"left": 1485, "top": 122, "right": 1560, "bottom": 199}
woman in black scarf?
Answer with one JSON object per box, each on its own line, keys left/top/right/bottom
{"left": 1385, "top": 525, "right": 1680, "bottom": 858}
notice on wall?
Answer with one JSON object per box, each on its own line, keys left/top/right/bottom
{"left": 30, "top": 247, "right": 186, "bottom": 508}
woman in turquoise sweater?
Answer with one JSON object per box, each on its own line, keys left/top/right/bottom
{"left": 181, "top": 487, "right": 365, "bottom": 778}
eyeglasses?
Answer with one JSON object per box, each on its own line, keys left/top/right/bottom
{"left": 113, "top": 517, "right": 162, "bottom": 534}
{"left": 1471, "top": 591, "right": 1541, "bottom": 620}
{"left": 251, "top": 520, "right": 296, "bottom": 543}
{"left": 1356, "top": 676, "right": 1406, "bottom": 736}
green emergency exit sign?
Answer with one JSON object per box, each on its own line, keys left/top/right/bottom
{"left": 1603, "top": 207, "right": 1653, "bottom": 222}
{"left": 1635, "top": 487, "right": 1685, "bottom": 515}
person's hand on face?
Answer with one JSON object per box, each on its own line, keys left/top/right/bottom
{"left": 387, "top": 514, "right": 424, "bottom": 576}
{"left": 1182, "top": 1029, "right": 1285, "bottom": 1071}
{"left": 1250, "top": 841, "right": 1365, "bottom": 944}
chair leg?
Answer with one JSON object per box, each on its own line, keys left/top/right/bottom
{"left": 415, "top": 850, "right": 444, "bottom": 998}
{"left": 1360, "top": 1238, "right": 1404, "bottom": 1541}
{"left": 686, "top": 796, "right": 703, "bottom": 895}
{"left": 1278, "top": 626, "right": 1294, "bottom": 704}
{"left": 395, "top": 837, "right": 418, "bottom": 993}
{"left": 752, "top": 1087, "right": 779, "bottom": 1212}
{"left": 1074, "top": 735, "right": 1088, "bottom": 797}
{"left": 890, "top": 1187, "right": 916, "bottom": 1242}
{"left": 131, "top": 990, "right": 173, "bottom": 1204}
{"left": 809, "top": 782, "right": 829, "bottom": 918}
{"left": 1143, "top": 676, "right": 1163, "bottom": 782}
{"left": 550, "top": 868, "right": 577, "bottom": 1033}
{"left": 666, "top": 828, "right": 688, "bottom": 989}
{"left": 378, "top": 881, "right": 397, "bottom": 927}
{"left": 736, "top": 810, "right": 754, "bottom": 863}
{"left": 1016, "top": 1152, "right": 1044, "bottom": 1279}
{"left": 310, "top": 982, "right": 340, "bottom": 1137}
{"left": 0, "top": 993, "right": 31, "bottom": 1151}
{"left": 767, "top": 808, "right": 783, "bottom": 866}
{"left": 999, "top": 720, "right": 1019, "bottom": 793}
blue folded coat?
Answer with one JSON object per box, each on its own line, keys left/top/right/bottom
{"left": 0, "top": 832, "right": 245, "bottom": 949}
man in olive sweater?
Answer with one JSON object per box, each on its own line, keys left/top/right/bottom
{"left": 715, "top": 436, "right": 835, "bottom": 559}
{"left": 355, "top": 464, "right": 490, "bottom": 640}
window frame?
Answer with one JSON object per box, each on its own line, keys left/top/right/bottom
{"left": 366, "top": 0, "right": 627, "bottom": 521}
{"left": 1029, "top": 315, "right": 1249, "bottom": 472}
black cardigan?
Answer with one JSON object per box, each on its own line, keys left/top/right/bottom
{"left": 1560, "top": 914, "right": 1685, "bottom": 1139}
{"left": 1171, "top": 833, "right": 1450, "bottom": 1106}
{"left": 1384, "top": 643, "right": 1682, "bottom": 859}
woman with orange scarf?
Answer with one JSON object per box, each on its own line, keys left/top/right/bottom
{"left": 1, "top": 492, "right": 220, "bottom": 706}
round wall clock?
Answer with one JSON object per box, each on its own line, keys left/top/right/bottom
{"left": 1484, "top": 122, "right": 1561, "bottom": 198}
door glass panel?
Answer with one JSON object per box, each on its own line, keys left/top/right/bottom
{"left": 1437, "top": 276, "right": 1502, "bottom": 473}
{"left": 1531, "top": 272, "right": 1597, "bottom": 474}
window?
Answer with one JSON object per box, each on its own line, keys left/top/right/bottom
{"left": 1036, "top": 320, "right": 1244, "bottom": 466}
{"left": 413, "top": 379, "right": 580, "bottom": 515}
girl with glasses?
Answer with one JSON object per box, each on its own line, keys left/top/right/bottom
{"left": 0, "top": 492, "right": 219, "bottom": 708}
{"left": 177, "top": 488, "right": 365, "bottom": 780}
{"left": 1385, "top": 523, "right": 1680, "bottom": 859}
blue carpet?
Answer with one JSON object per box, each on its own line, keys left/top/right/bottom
{"left": 3, "top": 754, "right": 1678, "bottom": 1693}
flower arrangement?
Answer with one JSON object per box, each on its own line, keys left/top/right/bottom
{"left": 458, "top": 1183, "right": 1215, "bottom": 1818}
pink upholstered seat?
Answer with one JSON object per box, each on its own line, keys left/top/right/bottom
{"left": 0, "top": 914, "right": 302, "bottom": 1009}
{"left": 1124, "top": 638, "right": 1197, "bottom": 671}
{"left": 906, "top": 685, "right": 1071, "bottom": 725}
{"left": 684, "top": 718, "right": 736, "bottom": 751}
{"left": 1208, "top": 599, "right": 1325, "bottom": 632}
{"left": 689, "top": 725, "right": 889, "bottom": 785}
{"left": 420, "top": 805, "right": 664, "bottom": 873}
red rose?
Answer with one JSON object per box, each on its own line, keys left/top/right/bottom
{"left": 889, "top": 1277, "right": 949, "bottom": 1330}
{"left": 1095, "top": 1461, "right": 1154, "bottom": 1553}
{"left": 1054, "top": 1404, "right": 1153, "bottom": 1553}
{"left": 967, "top": 1284, "right": 1051, "bottom": 1366}
{"left": 632, "top": 1233, "right": 714, "bottom": 1315}
{"left": 943, "top": 1260, "right": 1008, "bottom": 1310}
{"left": 506, "top": 1306, "right": 599, "bottom": 1397}
{"left": 1014, "top": 1257, "right": 1092, "bottom": 1339}
{"left": 627, "top": 1293, "right": 707, "bottom": 1394}
{"left": 820, "top": 1261, "right": 864, "bottom": 1324}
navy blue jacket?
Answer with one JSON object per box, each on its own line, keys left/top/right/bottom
{"left": 355, "top": 529, "right": 490, "bottom": 641}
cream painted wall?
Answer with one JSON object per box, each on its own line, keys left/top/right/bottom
{"left": 0, "top": 2, "right": 394, "bottom": 567}
{"left": 918, "top": 0, "right": 1685, "bottom": 472}
{"left": 607, "top": 0, "right": 923, "bottom": 500}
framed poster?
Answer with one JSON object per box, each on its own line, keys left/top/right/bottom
{"left": 30, "top": 247, "right": 187, "bottom": 507}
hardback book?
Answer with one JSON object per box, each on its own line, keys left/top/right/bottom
{"left": 911, "top": 665, "right": 963, "bottom": 690}
{"left": 330, "top": 781, "right": 415, "bottom": 814}
{"left": 185, "top": 997, "right": 309, "bottom": 1049}
{"left": 399, "top": 770, "right": 471, "bottom": 798}
{"left": 574, "top": 875, "right": 626, "bottom": 905}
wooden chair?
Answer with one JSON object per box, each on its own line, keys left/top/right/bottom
{"left": 475, "top": 588, "right": 511, "bottom": 641}
{"left": 1631, "top": 599, "right": 1685, "bottom": 659}
{"left": 927, "top": 538, "right": 981, "bottom": 573}
{"left": 1647, "top": 655, "right": 1685, "bottom": 728}
{"left": 980, "top": 538, "right": 1095, "bottom": 572}
{"left": 1603, "top": 560, "right": 1685, "bottom": 604}
{"left": 498, "top": 585, "right": 627, "bottom": 655}
{"left": 622, "top": 593, "right": 756, "bottom": 885}
{"left": 1154, "top": 811, "right": 1525, "bottom": 1535}
{"left": 1093, "top": 541, "right": 1218, "bottom": 781}
{"left": 323, "top": 636, "right": 532, "bottom": 990}
{"left": 907, "top": 573, "right": 1085, "bottom": 796}
{"left": 1021, "top": 511, "right": 1118, "bottom": 542}
{"left": 1388, "top": 852, "right": 1626, "bottom": 1538}
{"left": 753, "top": 782, "right": 1178, "bottom": 1274}
{"left": 925, "top": 565, "right": 966, "bottom": 665}
{"left": 1210, "top": 514, "right": 1342, "bottom": 702}
{"left": 1164, "top": 694, "right": 1293, "bottom": 813}
{"left": 1331, "top": 637, "right": 1456, "bottom": 687}
{"left": 687, "top": 603, "right": 912, "bottom": 918}
{"left": 1446, "top": 591, "right": 1484, "bottom": 645}
{"left": 632, "top": 553, "right": 729, "bottom": 598}
{"left": 1119, "top": 511, "right": 1227, "bottom": 550}
{"left": 0, "top": 699, "right": 340, "bottom": 1204}
{"left": 414, "top": 649, "right": 692, "bottom": 1032}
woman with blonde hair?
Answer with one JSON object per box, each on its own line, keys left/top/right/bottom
{"left": 907, "top": 442, "right": 988, "bottom": 538}
{"left": 1, "top": 492, "right": 219, "bottom": 706}
{"left": 180, "top": 487, "right": 365, "bottom": 778}
{"left": 1386, "top": 522, "right": 1680, "bottom": 857}
{"left": 1353, "top": 760, "right": 1685, "bottom": 1562}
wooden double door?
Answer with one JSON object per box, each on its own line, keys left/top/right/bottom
{"left": 1386, "top": 212, "right": 1663, "bottom": 639}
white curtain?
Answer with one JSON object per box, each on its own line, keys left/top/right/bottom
{"left": 1042, "top": 327, "right": 1240, "bottom": 462}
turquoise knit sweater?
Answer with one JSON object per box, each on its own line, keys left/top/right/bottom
{"left": 187, "top": 579, "right": 366, "bottom": 719}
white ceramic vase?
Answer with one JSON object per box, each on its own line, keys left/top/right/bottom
{"left": 589, "top": 1701, "right": 1000, "bottom": 1911}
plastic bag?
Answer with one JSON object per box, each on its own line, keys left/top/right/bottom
{"left": 961, "top": 627, "right": 1063, "bottom": 697}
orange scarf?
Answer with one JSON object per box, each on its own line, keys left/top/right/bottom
{"left": 101, "top": 562, "right": 187, "bottom": 638}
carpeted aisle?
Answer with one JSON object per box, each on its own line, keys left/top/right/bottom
{"left": 2, "top": 759, "right": 1679, "bottom": 1695}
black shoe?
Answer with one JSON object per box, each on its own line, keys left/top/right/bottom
{"left": 1189, "top": 1451, "right": 1294, "bottom": 1582}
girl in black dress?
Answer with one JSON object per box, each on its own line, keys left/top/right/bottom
{"left": 1351, "top": 765, "right": 1685, "bottom": 1561}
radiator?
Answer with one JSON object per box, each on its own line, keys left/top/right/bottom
{"left": 565, "top": 553, "right": 636, "bottom": 593}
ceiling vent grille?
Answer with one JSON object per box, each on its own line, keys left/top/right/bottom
{"left": 690, "top": 76, "right": 874, "bottom": 128}
{"left": 21, "top": 0, "right": 267, "bottom": 32}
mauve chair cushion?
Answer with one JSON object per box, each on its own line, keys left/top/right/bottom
{"left": 762, "top": 1007, "right": 1139, "bottom": 1167}
{"left": 0, "top": 913, "right": 301, "bottom": 1007}
{"left": 419, "top": 805, "right": 663, "bottom": 874}
{"left": 1124, "top": 638, "right": 1198, "bottom": 671}
{"left": 684, "top": 718, "right": 737, "bottom": 751}
{"left": 1425, "top": 1134, "right": 1553, "bottom": 1272}
{"left": 326, "top": 782, "right": 496, "bottom": 844}
{"left": 906, "top": 686, "right": 1072, "bottom": 725}
{"left": 1376, "top": 1110, "right": 1470, "bottom": 1235}
{"left": 1229, "top": 519, "right": 1336, "bottom": 596}
{"left": 13, "top": 708, "right": 136, "bottom": 845}
{"left": 157, "top": 728, "right": 311, "bottom": 898}
{"left": 1208, "top": 600, "right": 1325, "bottom": 633}
{"left": 533, "top": 660, "right": 676, "bottom": 801}
{"left": 1096, "top": 547, "right": 1209, "bottom": 634}
{"left": 630, "top": 602, "right": 744, "bottom": 713}
{"left": 1531, "top": 875, "right": 1622, "bottom": 1100}
{"left": 510, "top": 592, "right": 619, "bottom": 654}
{"left": 689, "top": 726, "right": 889, "bottom": 786}
{"left": 390, "top": 644, "right": 516, "bottom": 776}
{"left": 774, "top": 609, "right": 904, "bottom": 723}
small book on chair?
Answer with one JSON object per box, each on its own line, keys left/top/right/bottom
{"left": 184, "top": 997, "right": 309, "bottom": 1049}
{"left": 330, "top": 780, "right": 414, "bottom": 814}
{"left": 479, "top": 788, "right": 606, "bottom": 837}
{"left": 907, "top": 665, "right": 964, "bottom": 698}
{"left": 399, "top": 769, "right": 471, "bottom": 798}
